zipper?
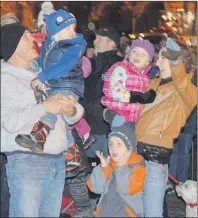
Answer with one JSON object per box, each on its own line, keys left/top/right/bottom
{"left": 43, "top": 40, "right": 58, "bottom": 70}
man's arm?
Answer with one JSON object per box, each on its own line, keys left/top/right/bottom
{"left": 170, "top": 61, "right": 197, "bottom": 109}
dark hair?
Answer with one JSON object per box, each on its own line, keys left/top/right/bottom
{"left": 179, "top": 45, "right": 193, "bottom": 73}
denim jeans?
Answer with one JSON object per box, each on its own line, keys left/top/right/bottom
{"left": 0, "top": 153, "right": 9, "bottom": 217}
{"left": 85, "top": 134, "right": 108, "bottom": 158}
{"left": 169, "top": 133, "right": 194, "bottom": 183}
{"left": 143, "top": 161, "right": 168, "bottom": 217}
{"left": 169, "top": 109, "right": 197, "bottom": 183}
{"left": 6, "top": 153, "right": 65, "bottom": 217}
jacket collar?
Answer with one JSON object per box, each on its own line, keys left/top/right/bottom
{"left": 109, "top": 152, "right": 142, "bottom": 172}
{"left": 96, "top": 50, "right": 117, "bottom": 59}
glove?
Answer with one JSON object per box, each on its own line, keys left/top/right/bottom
{"left": 130, "top": 89, "right": 156, "bottom": 104}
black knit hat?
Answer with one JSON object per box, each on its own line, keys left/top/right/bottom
{"left": 1, "top": 23, "right": 26, "bottom": 62}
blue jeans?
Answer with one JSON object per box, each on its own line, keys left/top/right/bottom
{"left": 6, "top": 153, "right": 65, "bottom": 217}
{"left": 169, "top": 109, "right": 197, "bottom": 183}
{"left": 85, "top": 134, "right": 108, "bottom": 158}
{"left": 144, "top": 161, "right": 168, "bottom": 217}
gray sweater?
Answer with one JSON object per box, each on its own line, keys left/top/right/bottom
{"left": 1, "top": 60, "right": 83, "bottom": 155}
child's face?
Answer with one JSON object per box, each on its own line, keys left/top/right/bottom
{"left": 129, "top": 47, "right": 150, "bottom": 70}
{"left": 54, "top": 24, "right": 76, "bottom": 41}
{"left": 109, "top": 136, "right": 128, "bottom": 162}
{"left": 63, "top": 24, "right": 76, "bottom": 39}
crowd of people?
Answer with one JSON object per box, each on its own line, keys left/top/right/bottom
{"left": 0, "top": 3, "right": 197, "bottom": 218}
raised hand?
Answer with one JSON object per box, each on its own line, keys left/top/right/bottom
{"left": 96, "top": 150, "right": 110, "bottom": 167}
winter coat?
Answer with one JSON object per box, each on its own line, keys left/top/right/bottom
{"left": 87, "top": 152, "right": 146, "bottom": 217}
{"left": 80, "top": 50, "right": 123, "bottom": 135}
{"left": 136, "top": 60, "right": 197, "bottom": 150}
{"left": 101, "top": 59, "right": 150, "bottom": 122}
{"left": 37, "top": 34, "right": 87, "bottom": 97}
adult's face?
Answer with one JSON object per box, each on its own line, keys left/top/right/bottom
{"left": 156, "top": 48, "right": 172, "bottom": 79}
{"left": 93, "top": 35, "right": 114, "bottom": 55}
{"left": 13, "top": 30, "right": 40, "bottom": 63}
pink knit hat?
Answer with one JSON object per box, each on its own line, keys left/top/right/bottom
{"left": 82, "top": 56, "right": 92, "bottom": 78}
{"left": 128, "top": 39, "right": 155, "bottom": 62}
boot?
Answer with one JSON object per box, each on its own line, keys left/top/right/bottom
{"left": 103, "top": 108, "right": 117, "bottom": 124}
{"left": 82, "top": 134, "right": 96, "bottom": 150}
{"left": 64, "top": 144, "right": 86, "bottom": 178}
{"left": 15, "top": 121, "right": 51, "bottom": 152}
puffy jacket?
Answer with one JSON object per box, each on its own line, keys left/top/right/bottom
{"left": 80, "top": 50, "right": 123, "bottom": 135}
{"left": 37, "top": 34, "right": 86, "bottom": 97}
{"left": 136, "top": 60, "right": 197, "bottom": 150}
{"left": 87, "top": 152, "right": 146, "bottom": 217}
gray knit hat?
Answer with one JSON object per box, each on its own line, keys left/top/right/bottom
{"left": 104, "top": 109, "right": 137, "bottom": 151}
{"left": 109, "top": 122, "right": 137, "bottom": 151}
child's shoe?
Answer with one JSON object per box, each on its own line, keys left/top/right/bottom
{"left": 64, "top": 144, "right": 85, "bottom": 178}
{"left": 82, "top": 134, "right": 96, "bottom": 150}
{"left": 103, "top": 108, "right": 117, "bottom": 124}
{"left": 15, "top": 121, "right": 51, "bottom": 152}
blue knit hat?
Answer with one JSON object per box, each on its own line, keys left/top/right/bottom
{"left": 44, "top": 9, "right": 76, "bottom": 36}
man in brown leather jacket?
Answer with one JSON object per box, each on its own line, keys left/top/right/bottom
{"left": 135, "top": 38, "right": 197, "bottom": 217}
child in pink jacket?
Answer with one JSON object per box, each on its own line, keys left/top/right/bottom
{"left": 101, "top": 39, "right": 156, "bottom": 150}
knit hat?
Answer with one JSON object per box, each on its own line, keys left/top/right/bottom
{"left": 37, "top": 1, "right": 55, "bottom": 28}
{"left": 161, "top": 38, "right": 181, "bottom": 61}
{"left": 128, "top": 39, "right": 155, "bottom": 62}
{"left": 103, "top": 109, "right": 137, "bottom": 151}
{"left": 44, "top": 9, "right": 76, "bottom": 36}
{"left": 1, "top": 23, "right": 26, "bottom": 62}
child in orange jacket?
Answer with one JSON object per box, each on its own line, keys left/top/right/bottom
{"left": 87, "top": 114, "right": 146, "bottom": 217}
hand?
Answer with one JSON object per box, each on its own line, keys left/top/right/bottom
{"left": 31, "top": 79, "right": 42, "bottom": 88}
{"left": 96, "top": 150, "right": 110, "bottom": 167}
{"left": 42, "top": 94, "right": 62, "bottom": 114}
{"left": 116, "top": 149, "right": 132, "bottom": 167}
{"left": 58, "top": 95, "right": 77, "bottom": 116}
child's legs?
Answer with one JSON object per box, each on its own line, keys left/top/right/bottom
{"left": 143, "top": 161, "right": 168, "bottom": 217}
{"left": 112, "top": 114, "right": 135, "bottom": 129}
{"left": 61, "top": 115, "right": 74, "bottom": 149}
{"left": 51, "top": 89, "right": 79, "bottom": 100}
{"left": 112, "top": 114, "right": 126, "bottom": 127}
{"left": 72, "top": 118, "right": 91, "bottom": 137}
{"left": 40, "top": 113, "right": 57, "bottom": 130}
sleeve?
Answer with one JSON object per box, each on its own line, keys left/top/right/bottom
{"left": 110, "top": 66, "right": 130, "bottom": 102}
{"left": 37, "top": 45, "right": 84, "bottom": 83}
{"left": 87, "top": 165, "right": 111, "bottom": 194}
{"left": 170, "top": 61, "right": 197, "bottom": 109}
{"left": 1, "top": 78, "right": 46, "bottom": 133}
{"left": 116, "top": 161, "right": 146, "bottom": 195}
{"left": 101, "top": 64, "right": 136, "bottom": 113}
{"left": 63, "top": 102, "right": 85, "bottom": 125}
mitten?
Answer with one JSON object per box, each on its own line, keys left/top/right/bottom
{"left": 130, "top": 89, "right": 156, "bottom": 104}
